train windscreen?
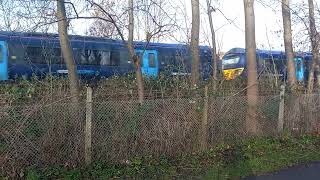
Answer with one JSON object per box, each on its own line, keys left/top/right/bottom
{"left": 222, "top": 55, "right": 240, "bottom": 69}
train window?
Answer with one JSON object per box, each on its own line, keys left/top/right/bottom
{"left": 79, "top": 49, "right": 93, "bottom": 65}
{"left": 42, "top": 48, "right": 63, "bottom": 64}
{"left": 25, "top": 47, "right": 43, "bottom": 64}
{"left": 110, "top": 51, "right": 120, "bottom": 66}
{"left": 25, "top": 47, "right": 63, "bottom": 64}
{"left": 175, "top": 52, "right": 184, "bottom": 65}
{"left": 184, "top": 55, "right": 192, "bottom": 67}
{"left": 261, "top": 59, "right": 276, "bottom": 74}
{"left": 149, "top": 53, "right": 156, "bottom": 67}
{"left": 100, "top": 51, "right": 111, "bottom": 66}
{"left": 77, "top": 49, "right": 120, "bottom": 66}
{"left": 88, "top": 51, "right": 97, "bottom": 64}
{"left": 256, "top": 55, "right": 264, "bottom": 67}
{"left": 165, "top": 55, "right": 175, "bottom": 66}
{"left": 78, "top": 49, "right": 101, "bottom": 65}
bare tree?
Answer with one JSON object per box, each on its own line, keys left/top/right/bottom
{"left": 128, "top": 0, "right": 144, "bottom": 104}
{"left": 191, "top": 0, "right": 200, "bottom": 87}
{"left": 244, "top": 0, "right": 259, "bottom": 134}
{"left": 0, "top": 1, "right": 57, "bottom": 32}
{"left": 84, "top": 0, "right": 177, "bottom": 103}
{"left": 56, "top": 0, "right": 80, "bottom": 103}
{"left": 307, "top": 0, "right": 320, "bottom": 93}
{"left": 282, "top": 0, "right": 296, "bottom": 89}
{"left": 0, "top": 1, "right": 20, "bottom": 31}
{"left": 88, "top": 0, "right": 118, "bottom": 38}
{"left": 206, "top": 0, "right": 218, "bottom": 88}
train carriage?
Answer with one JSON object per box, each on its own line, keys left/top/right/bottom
{"left": 0, "top": 31, "right": 213, "bottom": 81}
{"left": 221, "top": 47, "right": 312, "bottom": 82}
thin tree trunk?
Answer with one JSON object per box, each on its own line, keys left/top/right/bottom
{"left": 282, "top": 0, "right": 296, "bottom": 89}
{"left": 307, "top": 0, "right": 320, "bottom": 94}
{"left": 244, "top": 0, "right": 258, "bottom": 134}
{"left": 128, "top": 0, "right": 144, "bottom": 104}
{"left": 206, "top": 0, "right": 218, "bottom": 89}
{"left": 191, "top": 0, "right": 200, "bottom": 88}
{"left": 56, "top": 0, "right": 80, "bottom": 103}
{"left": 307, "top": 64, "right": 315, "bottom": 93}
{"left": 282, "top": 0, "right": 300, "bottom": 132}
{"left": 307, "top": 0, "right": 320, "bottom": 131}
{"left": 56, "top": 0, "right": 81, "bottom": 165}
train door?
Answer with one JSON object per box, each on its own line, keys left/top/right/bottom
{"left": 136, "top": 50, "right": 159, "bottom": 77}
{"left": 295, "top": 57, "right": 304, "bottom": 82}
{"left": 0, "top": 41, "right": 8, "bottom": 80}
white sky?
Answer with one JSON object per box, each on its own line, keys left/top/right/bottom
{"left": 71, "top": 0, "right": 318, "bottom": 53}
{"left": 198, "top": 0, "right": 304, "bottom": 52}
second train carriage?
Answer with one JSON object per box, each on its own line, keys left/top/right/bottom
{"left": 221, "top": 48, "right": 312, "bottom": 82}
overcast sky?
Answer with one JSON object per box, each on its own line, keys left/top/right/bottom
{"left": 71, "top": 0, "right": 317, "bottom": 52}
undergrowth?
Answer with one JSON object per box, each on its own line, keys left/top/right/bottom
{"left": 0, "top": 74, "right": 283, "bottom": 104}
{"left": 9, "top": 134, "right": 320, "bottom": 180}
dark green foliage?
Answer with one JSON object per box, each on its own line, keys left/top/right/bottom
{"left": 1, "top": 78, "right": 36, "bottom": 102}
{"left": 0, "top": 73, "right": 284, "bottom": 106}
{"left": 25, "top": 167, "right": 41, "bottom": 180}
{"left": 0, "top": 75, "right": 70, "bottom": 104}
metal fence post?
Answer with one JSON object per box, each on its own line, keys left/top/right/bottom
{"left": 201, "top": 86, "right": 209, "bottom": 151}
{"left": 85, "top": 85, "right": 93, "bottom": 165}
{"left": 278, "top": 85, "right": 285, "bottom": 133}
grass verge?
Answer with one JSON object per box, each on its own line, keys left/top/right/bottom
{"left": 4, "top": 134, "right": 320, "bottom": 180}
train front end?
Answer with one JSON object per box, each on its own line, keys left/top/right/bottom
{"left": 221, "top": 53, "right": 245, "bottom": 80}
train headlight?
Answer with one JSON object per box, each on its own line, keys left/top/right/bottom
{"left": 234, "top": 68, "right": 244, "bottom": 76}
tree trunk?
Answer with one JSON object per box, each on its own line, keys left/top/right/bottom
{"left": 244, "top": 0, "right": 259, "bottom": 134}
{"left": 282, "top": 0, "right": 300, "bottom": 132}
{"left": 206, "top": 0, "right": 218, "bottom": 89}
{"left": 56, "top": 0, "right": 81, "bottom": 165}
{"left": 56, "top": 0, "right": 80, "bottom": 103}
{"left": 307, "top": 0, "right": 320, "bottom": 94}
{"left": 191, "top": 0, "right": 200, "bottom": 88}
{"left": 128, "top": 0, "right": 144, "bottom": 104}
{"left": 282, "top": 0, "right": 296, "bottom": 89}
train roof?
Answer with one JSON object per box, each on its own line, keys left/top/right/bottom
{"left": 0, "top": 31, "right": 211, "bottom": 51}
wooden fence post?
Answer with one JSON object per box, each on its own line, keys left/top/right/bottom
{"left": 201, "top": 86, "right": 209, "bottom": 151}
{"left": 278, "top": 85, "right": 285, "bottom": 133}
{"left": 85, "top": 85, "right": 93, "bottom": 165}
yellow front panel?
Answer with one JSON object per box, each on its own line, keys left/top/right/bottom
{"left": 223, "top": 68, "right": 244, "bottom": 80}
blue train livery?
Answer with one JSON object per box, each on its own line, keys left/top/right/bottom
{"left": 0, "top": 31, "right": 213, "bottom": 81}
{"left": 221, "top": 48, "right": 312, "bottom": 82}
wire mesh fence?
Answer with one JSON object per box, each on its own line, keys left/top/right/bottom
{"left": 1, "top": 90, "right": 319, "bottom": 177}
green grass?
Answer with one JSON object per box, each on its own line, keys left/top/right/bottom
{"left": 204, "top": 134, "right": 320, "bottom": 179}
{"left": 6, "top": 134, "right": 320, "bottom": 179}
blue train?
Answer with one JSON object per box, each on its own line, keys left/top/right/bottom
{"left": 0, "top": 31, "right": 213, "bottom": 81}
{"left": 221, "top": 48, "right": 312, "bottom": 82}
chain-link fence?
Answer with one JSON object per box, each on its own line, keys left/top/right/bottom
{"left": 1, "top": 89, "right": 319, "bottom": 177}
